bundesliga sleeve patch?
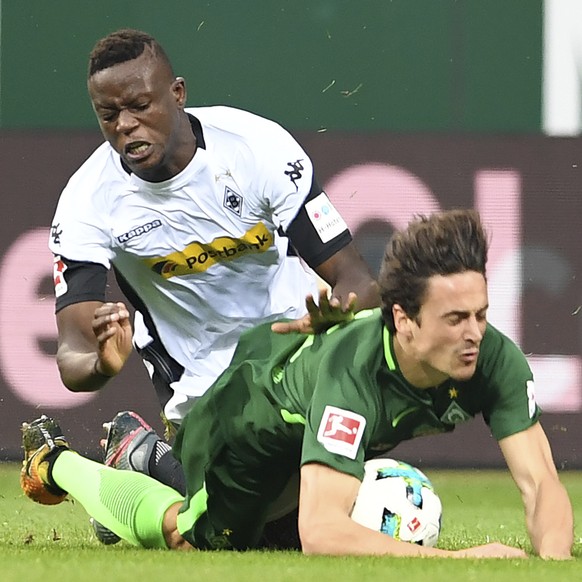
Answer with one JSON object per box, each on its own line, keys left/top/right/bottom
{"left": 305, "top": 192, "right": 349, "bottom": 243}
{"left": 53, "top": 255, "right": 68, "bottom": 298}
{"left": 317, "top": 405, "right": 366, "bottom": 459}
{"left": 526, "top": 380, "right": 537, "bottom": 419}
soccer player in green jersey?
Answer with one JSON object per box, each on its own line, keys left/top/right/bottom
{"left": 21, "top": 209, "right": 572, "bottom": 558}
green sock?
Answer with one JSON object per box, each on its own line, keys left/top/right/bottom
{"left": 51, "top": 451, "right": 184, "bottom": 548}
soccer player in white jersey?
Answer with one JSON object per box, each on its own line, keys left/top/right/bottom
{"left": 49, "top": 28, "right": 380, "bottom": 540}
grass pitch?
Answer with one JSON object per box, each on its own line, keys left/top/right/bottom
{"left": 0, "top": 463, "right": 580, "bottom": 581}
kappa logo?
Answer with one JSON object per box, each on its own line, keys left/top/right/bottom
{"left": 317, "top": 405, "right": 366, "bottom": 460}
{"left": 284, "top": 159, "right": 304, "bottom": 189}
{"left": 223, "top": 187, "right": 243, "bottom": 216}
{"left": 117, "top": 220, "right": 162, "bottom": 243}
{"left": 51, "top": 224, "right": 63, "bottom": 245}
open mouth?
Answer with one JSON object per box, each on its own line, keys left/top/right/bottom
{"left": 460, "top": 350, "right": 478, "bottom": 363}
{"left": 124, "top": 141, "right": 152, "bottom": 159}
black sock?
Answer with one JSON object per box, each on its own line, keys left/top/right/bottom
{"left": 147, "top": 442, "right": 187, "bottom": 495}
{"left": 45, "top": 446, "right": 69, "bottom": 496}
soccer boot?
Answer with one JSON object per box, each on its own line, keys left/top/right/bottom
{"left": 89, "top": 517, "right": 123, "bottom": 546}
{"left": 102, "top": 410, "right": 165, "bottom": 472}
{"left": 20, "top": 415, "right": 69, "bottom": 505}
{"left": 92, "top": 410, "right": 168, "bottom": 545}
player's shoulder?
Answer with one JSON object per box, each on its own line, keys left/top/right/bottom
{"left": 343, "top": 308, "right": 384, "bottom": 332}
{"left": 187, "top": 104, "right": 277, "bottom": 126}
{"left": 482, "top": 323, "right": 519, "bottom": 350}
{"left": 321, "top": 309, "right": 384, "bottom": 360}
{"left": 478, "top": 322, "right": 528, "bottom": 370}
{"left": 186, "top": 105, "right": 291, "bottom": 142}
{"left": 63, "top": 141, "right": 127, "bottom": 196}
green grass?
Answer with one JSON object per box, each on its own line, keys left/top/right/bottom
{"left": 0, "top": 463, "right": 581, "bottom": 581}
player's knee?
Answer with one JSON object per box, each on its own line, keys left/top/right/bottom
{"left": 163, "top": 502, "right": 193, "bottom": 550}
{"left": 165, "top": 529, "right": 192, "bottom": 550}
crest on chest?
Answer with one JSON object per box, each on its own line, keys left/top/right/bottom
{"left": 223, "top": 186, "right": 243, "bottom": 217}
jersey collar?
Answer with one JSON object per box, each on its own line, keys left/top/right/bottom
{"left": 187, "top": 113, "right": 206, "bottom": 150}
{"left": 383, "top": 326, "right": 398, "bottom": 371}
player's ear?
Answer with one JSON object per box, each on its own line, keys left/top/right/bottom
{"left": 172, "top": 77, "right": 186, "bottom": 108}
{"left": 393, "top": 304, "right": 413, "bottom": 338}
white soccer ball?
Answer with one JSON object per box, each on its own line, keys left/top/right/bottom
{"left": 350, "top": 458, "right": 442, "bottom": 547}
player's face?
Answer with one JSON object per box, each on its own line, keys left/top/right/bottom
{"left": 405, "top": 271, "right": 488, "bottom": 384}
{"left": 88, "top": 51, "right": 191, "bottom": 182}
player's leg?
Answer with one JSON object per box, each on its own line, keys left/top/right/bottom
{"left": 177, "top": 449, "right": 270, "bottom": 550}
{"left": 91, "top": 410, "right": 187, "bottom": 544}
{"left": 112, "top": 345, "right": 191, "bottom": 494}
{"left": 53, "top": 451, "right": 185, "bottom": 548}
{"left": 175, "top": 435, "right": 299, "bottom": 550}
{"left": 261, "top": 471, "right": 301, "bottom": 549}
{"left": 21, "top": 415, "right": 185, "bottom": 549}
{"left": 158, "top": 503, "right": 192, "bottom": 550}
{"left": 101, "top": 410, "right": 187, "bottom": 494}
{"left": 169, "top": 399, "right": 271, "bottom": 550}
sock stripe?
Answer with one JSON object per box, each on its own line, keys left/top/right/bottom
{"left": 154, "top": 441, "right": 172, "bottom": 464}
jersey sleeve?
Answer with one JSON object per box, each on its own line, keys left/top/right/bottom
{"left": 50, "top": 200, "right": 115, "bottom": 268}
{"left": 479, "top": 325, "right": 542, "bottom": 440}
{"left": 300, "top": 364, "right": 377, "bottom": 482}
{"left": 284, "top": 180, "right": 353, "bottom": 269}
{"left": 53, "top": 257, "right": 108, "bottom": 312}
{"left": 48, "top": 144, "right": 119, "bottom": 268}
{"left": 251, "top": 120, "right": 316, "bottom": 229}
{"left": 249, "top": 119, "right": 352, "bottom": 268}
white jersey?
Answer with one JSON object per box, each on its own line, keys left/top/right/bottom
{"left": 50, "top": 106, "right": 345, "bottom": 423}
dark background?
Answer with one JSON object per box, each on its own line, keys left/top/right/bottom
{"left": 1, "top": 1, "right": 579, "bottom": 470}
{"left": 1, "top": 0, "right": 542, "bottom": 132}
{"left": 1, "top": 131, "right": 581, "bottom": 469}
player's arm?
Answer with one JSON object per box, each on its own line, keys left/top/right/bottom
{"left": 498, "top": 422, "right": 573, "bottom": 559}
{"left": 54, "top": 258, "right": 133, "bottom": 391}
{"left": 273, "top": 183, "right": 380, "bottom": 335}
{"left": 57, "top": 301, "right": 132, "bottom": 391}
{"left": 313, "top": 241, "right": 380, "bottom": 311}
{"left": 298, "top": 462, "right": 526, "bottom": 558}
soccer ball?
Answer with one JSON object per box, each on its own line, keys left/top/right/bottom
{"left": 350, "top": 458, "right": 442, "bottom": 547}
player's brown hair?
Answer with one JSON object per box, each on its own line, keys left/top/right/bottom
{"left": 379, "top": 209, "right": 488, "bottom": 332}
{"left": 88, "top": 29, "right": 174, "bottom": 77}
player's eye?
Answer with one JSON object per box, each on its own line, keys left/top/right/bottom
{"left": 100, "top": 111, "right": 117, "bottom": 123}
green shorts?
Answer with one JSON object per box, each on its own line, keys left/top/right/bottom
{"left": 172, "top": 374, "right": 302, "bottom": 550}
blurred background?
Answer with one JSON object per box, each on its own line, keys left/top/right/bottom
{"left": 1, "top": 0, "right": 581, "bottom": 467}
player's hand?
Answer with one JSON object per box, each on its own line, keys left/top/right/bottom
{"left": 271, "top": 289, "right": 357, "bottom": 335}
{"left": 91, "top": 302, "right": 133, "bottom": 377}
{"left": 454, "top": 543, "right": 528, "bottom": 559}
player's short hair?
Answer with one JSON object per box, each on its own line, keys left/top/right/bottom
{"left": 88, "top": 28, "right": 174, "bottom": 77}
{"left": 379, "top": 209, "right": 488, "bottom": 332}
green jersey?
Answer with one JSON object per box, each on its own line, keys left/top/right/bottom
{"left": 173, "top": 308, "right": 540, "bottom": 549}
{"left": 177, "top": 307, "right": 540, "bottom": 483}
